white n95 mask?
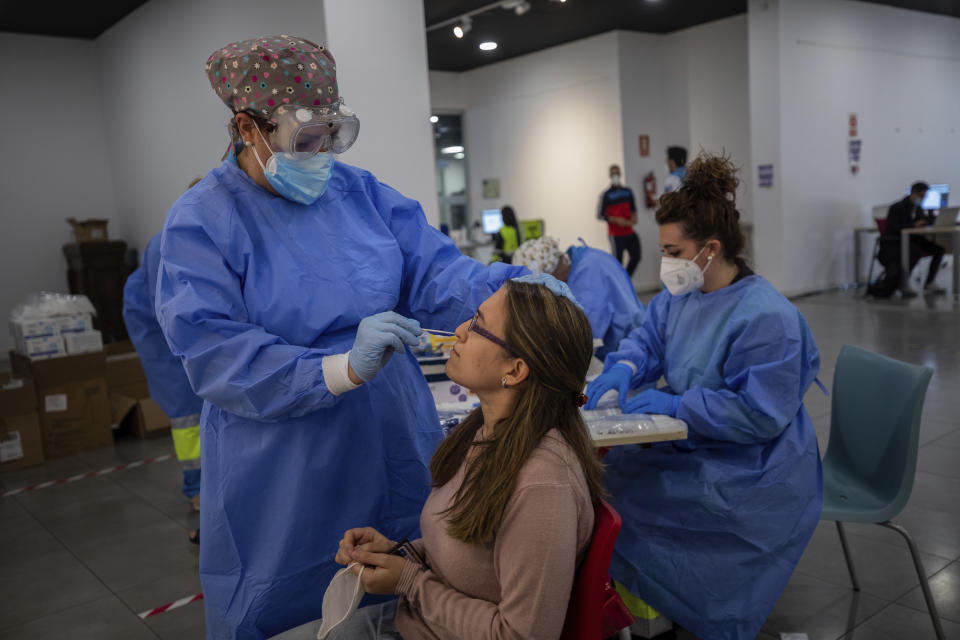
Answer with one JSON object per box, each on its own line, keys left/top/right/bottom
{"left": 316, "top": 563, "right": 365, "bottom": 640}
{"left": 660, "top": 246, "right": 712, "bottom": 296}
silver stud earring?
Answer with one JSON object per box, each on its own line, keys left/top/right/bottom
{"left": 501, "top": 377, "right": 509, "bottom": 388}
{"left": 244, "top": 140, "right": 254, "bottom": 147}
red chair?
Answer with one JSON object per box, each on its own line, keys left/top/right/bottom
{"left": 560, "top": 499, "right": 634, "bottom": 640}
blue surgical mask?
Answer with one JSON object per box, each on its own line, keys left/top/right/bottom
{"left": 252, "top": 125, "right": 334, "bottom": 205}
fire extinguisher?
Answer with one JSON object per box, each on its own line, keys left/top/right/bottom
{"left": 643, "top": 171, "right": 657, "bottom": 208}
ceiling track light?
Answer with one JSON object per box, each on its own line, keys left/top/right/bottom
{"left": 453, "top": 16, "right": 472, "bottom": 38}
{"left": 502, "top": 0, "right": 531, "bottom": 16}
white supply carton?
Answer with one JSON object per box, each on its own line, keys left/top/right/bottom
{"left": 10, "top": 318, "right": 56, "bottom": 343}
{"left": 55, "top": 313, "right": 94, "bottom": 336}
{"left": 21, "top": 335, "right": 66, "bottom": 360}
{"left": 63, "top": 330, "right": 103, "bottom": 355}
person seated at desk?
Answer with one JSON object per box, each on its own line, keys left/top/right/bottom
{"left": 492, "top": 205, "right": 521, "bottom": 264}
{"left": 870, "top": 181, "right": 946, "bottom": 298}
{"left": 513, "top": 235, "right": 645, "bottom": 360}
{"left": 330, "top": 274, "right": 604, "bottom": 640}
{"left": 585, "top": 153, "right": 822, "bottom": 640}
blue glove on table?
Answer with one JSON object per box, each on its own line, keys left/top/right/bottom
{"left": 622, "top": 389, "right": 681, "bottom": 417}
{"left": 584, "top": 364, "right": 634, "bottom": 410}
{"left": 348, "top": 311, "right": 422, "bottom": 382}
{"left": 511, "top": 273, "right": 583, "bottom": 310}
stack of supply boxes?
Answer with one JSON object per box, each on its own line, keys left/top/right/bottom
{"left": 10, "top": 295, "right": 102, "bottom": 360}
{"left": 7, "top": 294, "right": 111, "bottom": 459}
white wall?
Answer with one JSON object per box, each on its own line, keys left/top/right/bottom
{"left": 324, "top": 0, "right": 439, "bottom": 226}
{"left": 95, "top": 0, "right": 328, "bottom": 258}
{"left": 748, "top": 0, "right": 786, "bottom": 288}
{"left": 683, "top": 16, "right": 753, "bottom": 222}
{"left": 617, "top": 31, "right": 674, "bottom": 291}
{"left": 429, "top": 70, "right": 466, "bottom": 112}
{"left": 0, "top": 33, "right": 120, "bottom": 356}
{"left": 753, "top": 0, "right": 960, "bottom": 294}
{"left": 442, "top": 32, "right": 626, "bottom": 257}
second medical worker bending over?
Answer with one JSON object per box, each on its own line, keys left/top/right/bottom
{"left": 586, "top": 153, "right": 822, "bottom": 640}
{"left": 155, "top": 36, "right": 525, "bottom": 639}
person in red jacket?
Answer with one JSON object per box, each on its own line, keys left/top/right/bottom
{"left": 598, "top": 164, "right": 640, "bottom": 277}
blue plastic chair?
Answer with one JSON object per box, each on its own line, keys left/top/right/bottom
{"left": 821, "top": 345, "right": 942, "bottom": 639}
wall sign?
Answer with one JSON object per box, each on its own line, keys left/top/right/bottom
{"left": 849, "top": 139, "right": 861, "bottom": 175}
{"left": 638, "top": 135, "right": 650, "bottom": 157}
{"left": 758, "top": 164, "right": 774, "bottom": 188}
{"left": 482, "top": 178, "right": 500, "bottom": 199}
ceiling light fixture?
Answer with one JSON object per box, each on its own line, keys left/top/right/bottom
{"left": 453, "top": 16, "right": 472, "bottom": 38}
{"left": 430, "top": 115, "right": 439, "bottom": 123}
{"left": 441, "top": 145, "right": 465, "bottom": 154}
{"left": 502, "top": 0, "right": 531, "bottom": 16}
{"left": 479, "top": 41, "right": 498, "bottom": 51}
{"left": 454, "top": 152, "right": 465, "bottom": 159}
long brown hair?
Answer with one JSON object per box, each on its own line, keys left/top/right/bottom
{"left": 656, "top": 151, "right": 746, "bottom": 266}
{"left": 429, "top": 280, "right": 606, "bottom": 545}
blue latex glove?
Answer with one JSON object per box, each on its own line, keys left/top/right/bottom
{"left": 511, "top": 273, "right": 583, "bottom": 310}
{"left": 568, "top": 245, "right": 588, "bottom": 263}
{"left": 348, "top": 311, "right": 422, "bottom": 382}
{"left": 584, "top": 364, "right": 634, "bottom": 410}
{"left": 622, "top": 389, "right": 681, "bottom": 417}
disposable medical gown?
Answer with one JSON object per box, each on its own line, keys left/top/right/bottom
{"left": 155, "top": 158, "right": 524, "bottom": 639}
{"left": 602, "top": 275, "right": 822, "bottom": 640}
{"left": 566, "top": 246, "right": 644, "bottom": 359}
{"left": 122, "top": 235, "right": 203, "bottom": 420}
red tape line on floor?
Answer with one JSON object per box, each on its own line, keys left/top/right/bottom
{"left": 1, "top": 453, "right": 174, "bottom": 498}
{"left": 139, "top": 592, "right": 204, "bottom": 619}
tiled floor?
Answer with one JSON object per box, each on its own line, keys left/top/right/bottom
{"left": 1, "top": 288, "right": 957, "bottom": 639}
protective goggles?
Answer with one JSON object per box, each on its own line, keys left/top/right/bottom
{"left": 268, "top": 99, "right": 360, "bottom": 157}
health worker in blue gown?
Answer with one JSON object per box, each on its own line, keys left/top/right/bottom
{"left": 512, "top": 236, "right": 644, "bottom": 360}
{"left": 154, "top": 36, "right": 526, "bottom": 640}
{"left": 585, "top": 153, "right": 823, "bottom": 640}
{"left": 123, "top": 233, "right": 203, "bottom": 524}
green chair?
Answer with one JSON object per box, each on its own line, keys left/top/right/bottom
{"left": 821, "top": 344, "right": 943, "bottom": 639}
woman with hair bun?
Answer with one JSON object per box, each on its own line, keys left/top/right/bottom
{"left": 585, "top": 153, "right": 822, "bottom": 640}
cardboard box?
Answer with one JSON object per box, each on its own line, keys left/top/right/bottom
{"left": 64, "top": 330, "right": 103, "bottom": 354}
{"left": 10, "top": 351, "right": 113, "bottom": 459}
{"left": 102, "top": 340, "right": 166, "bottom": 437}
{"left": 66, "top": 217, "right": 109, "bottom": 242}
{"left": 104, "top": 340, "right": 148, "bottom": 390}
{"left": 0, "top": 375, "right": 44, "bottom": 471}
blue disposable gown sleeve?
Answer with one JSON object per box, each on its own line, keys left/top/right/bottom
{"left": 370, "top": 180, "right": 528, "bottom": 329}
{"left": 155, "top": 204, "right": 338, "bottom": 422}
{"left": 122, "top": 236, "right": 203, "bottom": 419}
{"left": 602, "top": 293, "right": 667, "bottom": 386}
{"left": 677, "top": 311, "right": 812, "bottom": 444}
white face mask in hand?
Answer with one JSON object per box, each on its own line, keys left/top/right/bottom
{"left": 660, "top": 245, "right": 713, "bottom": 296}
{"left": 317, "top": 563, "right": 366, "bottom": 640}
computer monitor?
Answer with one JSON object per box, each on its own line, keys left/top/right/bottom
{"left": 482, "top": 209, "right": 504, "bottom": 234}
{"left": 906, "top": 184, "right": 949, "bottom": 210}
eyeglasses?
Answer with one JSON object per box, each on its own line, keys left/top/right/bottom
{"left": 468, "top": 312, "right": 513, "bottom": 353}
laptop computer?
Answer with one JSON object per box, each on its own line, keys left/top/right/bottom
{"left": 934, "top": 206, "right": 959, "bottom": 228}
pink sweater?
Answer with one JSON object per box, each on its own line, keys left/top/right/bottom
{"left": 394, "top": 430, "right": 595, "bottom": 640}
